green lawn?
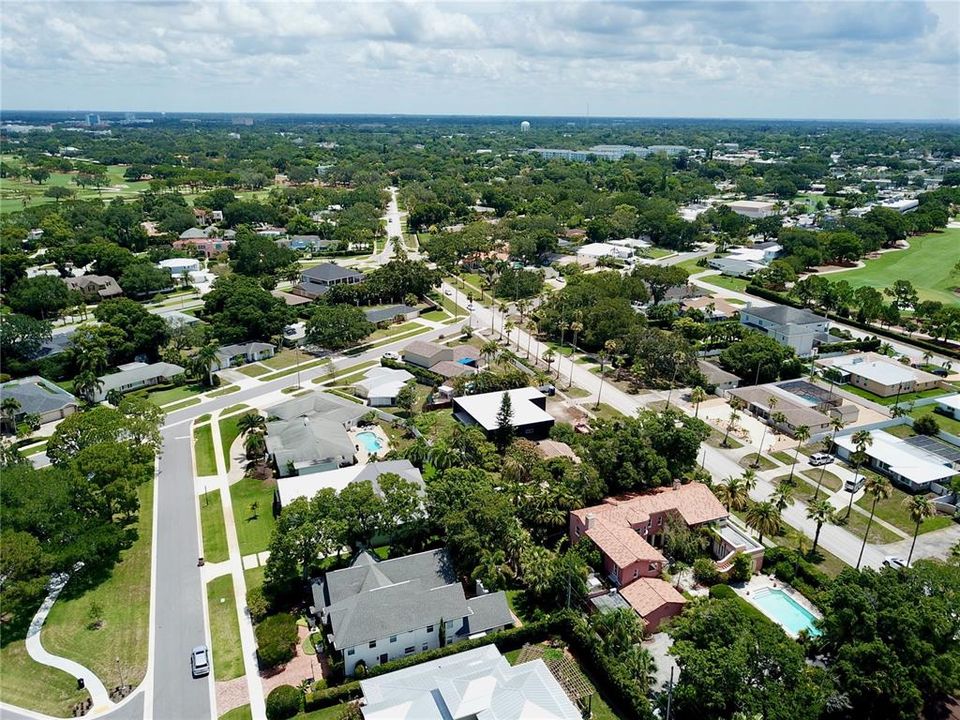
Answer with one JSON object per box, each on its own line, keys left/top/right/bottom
{"left": 856, "top": 486, "right": 953, "bottom": 536}
{"left": 0, "top": 637, "right": 90, "bottom": 717}
{"left": 206, "top": 575, "right": 244, "bottom": 681}
{"left": 220, "top": 705, "right": 253, "bottom": 720}
{"left": 706, "top": 429, "right": 743, "bottom": 449}
{"left": 208, "top": 385, "right": 240, "bottom": 398}
{"left": 41, "top": 481, "right": 153, "bottom": 690}
{"left": 230, "top": 478, "right": 277, "bottom": 556}
{"left": 300, "top": 706, "right": 351, "bottom": 720}
{"left": 260, "top": 349, "right": 309, "bottom": 370}
{"left": 245, "top": 565, "right": 266, "bottom": 593}
{"left": 221, "top": 404, "right": 250, "bottom": 416}
{"left": 236, "top": 364, "right": 271, "bottom": 378}
{"left": 835, "top": 503, "right": 904, "bottom": 545}
{"left": 194, "top": 424, "right": 218, "bottom": 476}
{"left": 843, "top": 383, "right": 949, "bottom": 406}
{"left": 739, "top": 453, "right": 778, "bottom": 471}
{"left": 135, "top": 382, "right": 205, "bottom": 406}
{"left": 884, "top": 424, "right": 917, "bottom": 439}
{"left": 219, "top": 415, "right": 243, "bottom": 472}
{"left": 199, "top": 489, "right": 229, "bottom": 563}
{"left": 591, "top": 403, "right": 624, "bottom": 421}
{"left": 700, "top": 273, "right": 749, "bottom": 293}
{"left": 164, "top": 397, "right": 202, "bottom": 413}
{"left": 826, "top": 228, "right": 960, "bottom": 305}
{"left": 369, "top": 321, "right": 421, "bottom": 341}
{"left": 909, "top": 404, "right": 960, "bottom": 436}
{"left": 800, "top": 468, "right": 843, "bottom": 493}
{"left": 421, "top": 309, "right": 448, "bottom": 322}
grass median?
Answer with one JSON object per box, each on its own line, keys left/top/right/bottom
{"left": 194, "top": 424, "right": 218, "bottom": 476}
{"left": 230, "top": 477, "right": 277, "bottom": 556}
{"left": 206, "top": 574, "right": 244, "bottom": 681}
{"left": 199, "top": 489, "right": 229, "bottom": 563}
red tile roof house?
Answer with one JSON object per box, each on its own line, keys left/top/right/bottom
{"left": 570, "top": 482, "right": 764, "bottom": 630}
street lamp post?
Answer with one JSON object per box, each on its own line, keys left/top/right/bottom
{"left": 116, "top": 656, "right": 124, "bottom": 693}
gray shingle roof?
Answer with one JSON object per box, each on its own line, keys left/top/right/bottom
{"left": 0, "top": 376, "right": 77, "bottom": 416}
{"left": 98, "top": 362, "right": 185, "bottom": 392}
{"left": 364, "top": 305, "right": 418, "bottom": 324}
{"left": 216, "top": 341, "right": 274, "bottom": 362}
{"left": 459, "top": 591, "right": 514, "bottom": 637}
{"left": 301, "top": 263, "right": 364, "bottom": 283}
{"left": 268, "top": 391, "right": 369, "bottom": 426}
{"left": 265, "top": 415, "right": 355, "bottom": 473}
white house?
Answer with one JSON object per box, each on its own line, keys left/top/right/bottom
{"left": 276, "top": 460, "right": 424, "bottom": 508}
{"left": 158, "top": 257, "right": 201, "bottom": 276}
{"left": 212, "top": 342, "right": 275, "bottom": 371}
{"left": 935, "top": 395, "right": 960, "bottom": 421}
{"left": 353, "top": 367, "right": 415, "bottom": 407}
{"left": 358, "top": 645, "right": 582, "bottom": 720}
{"left": 90, "top": 361, "right": 185, "bottom": 403}
{"left": 575, "top": 242, "right": 634, "bottom": 265}
{"left": 311, "top": 549, "right": 513, "bottom": 676}
{"left": 833, "top": 430, "right": 957, "bottom": 493}
{"left": 739, "top": 304, "right": 830, "bottom": 357}
{"left": 727, "top": 200, "right": 778, "bottom": 218}
{"left": 452, "top": 387, "right": 555, "bottom": 440}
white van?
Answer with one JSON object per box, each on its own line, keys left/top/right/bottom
{"left": 844, "top": 476, "right": 865, "bottom": 493}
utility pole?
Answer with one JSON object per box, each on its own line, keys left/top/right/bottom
{"left": 665, "top": 666, "right": 674, "bottom": 720}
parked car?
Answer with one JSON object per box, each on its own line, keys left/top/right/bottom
{"left": 444, "top": 289, "right": 452, "bottom": 296}
{"left": 844, "top": 476, "right": 865, "bottom": 493}
{"left": 809, "top": 452, "right": 834, "bottom": 466}
{"left": 538, "top": 384, "right": 556, "bottom": 396}
{"left": 467, "top": 302, "right": 475, "bottom": 311}
{"left": 883, "top": 556, "right": 907, "bottom": 570}
{"left": 191, "top": 645, "right": 210, "bottom": 678}
{"left": 932, "top": 368, "right": 949, "bottom": 377}
{"left": 382, "top": 351, "right": 400, "bottom": 361}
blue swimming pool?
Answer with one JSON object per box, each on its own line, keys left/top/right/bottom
{"left": 356, "top": 431, "right": 383, "bottom": 453}
{"left": 750, "top": 588, "right": 821, "bottom": 637}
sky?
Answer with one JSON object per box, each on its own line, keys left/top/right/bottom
{"left": 1, "top": 0, "right": 958, "bottom": 120}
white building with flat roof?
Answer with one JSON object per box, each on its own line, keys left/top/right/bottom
{"left": 817, "top": 352, "right": 941, "bottom": 398}
{"left": 452, "top": 387, "right": 554, "bottom": 439}
{"left": 727, "top": 200, "right": 778, "bottom": 218}
{"left": 833, "top": 430, "right": 957, "bottom": 492}
{"left": 935, "top": 394, "right": 960, "bottom": 421}
{"left": 576, "top": 242, "right": 634, "bottom": 264}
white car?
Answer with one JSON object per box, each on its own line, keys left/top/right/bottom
{"left": 444, "top": 289, "right": 452, "bottom": 296}
{"left": 467, "top": 303, "right": 475, "bottom": 311}
{"left": 883, "top": 556, "right": 907, "bottom": 570}
{"left": 382, "top": 351, "right": 400, "bottom": 361}
{"left": 190, "top": 645, "right": 210, "bottom": 678}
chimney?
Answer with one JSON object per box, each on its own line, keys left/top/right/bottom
{"left": 585, "top": 514, "right": 597, "bottom": 530}
{"left": 673, "top": 479, "right": 681, "bottom": 491}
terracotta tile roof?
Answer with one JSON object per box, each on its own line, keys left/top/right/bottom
{"left": 572, "top": 483, "right": 727, "bottom": 568}
{"left": 620, "top": 577, "right": 686, "bottom": 617}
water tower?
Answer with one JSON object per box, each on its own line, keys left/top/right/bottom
{"left": 520, "top": 120, "right": 531, "bottom": 132}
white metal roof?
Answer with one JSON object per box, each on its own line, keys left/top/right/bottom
{"left": 454, "top": 387, "right": 553, "bottom": 432}
{"left": 936, "top": 394, "right": 960, "bottom": 411}
{"left": 834, "top": 430, "right": 956, "bottom": 486}
{"left": 834, "top": 358, "right": 918, "bottom": 387}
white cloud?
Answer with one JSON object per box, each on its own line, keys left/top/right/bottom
{"left": 0, "top": 0, "right": 956, "bottom": 119}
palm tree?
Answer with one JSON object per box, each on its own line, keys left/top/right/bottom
{"left": 806, "top": 499, "right": 834, "bottom": 553}
{"left": 715, "top": 476, "right": 749, "bottom": 511}
{"left": 593, "top": 340, "right": 620, "bottom": 411}
{"left": 194, "top": 342, "right": 220, "bottom": 387}
{"left": 525, "top": 320, "right": 538, "bottom": 360}
{"left": 815, "top": 417, "right": 846, "bottom": 500}
{"left": 1, "top": 397, "right": 21, "bottom": 435}
{"left": 244, "top": 430, "right": 267, "bottom": 460}
{"left": 472, "top": 549, "right": 514, "bottom": 591}
{"left": 905, "top": 495, "right": 935, "bottom": 567}
{"left": 740, "top": 468, "right": 758, "bottom": 494}
{"left": 745, "top": 501, "right": 781, "bottom": 544}
{"left": 722, "top": 397, "right": 745, "bottom": 447}
{"left": 567, "top": 315, "right": 584, "bottom": 388}
{"left": 504, "top": 319, "right": 516, "bottom": 351}
{"left": 237, "top": 412, "right": 266, "bottom": 437}
{"left": 497, "top": 303, "right": 508, "bottom": 339}
{"left": 771, "top": 481, "right": 794, "bottom": 512}
{"left": 690, "top": 386, "right": 707, "bottom": 418}
{"left": 542, "top": 348, "right": 556, "bottom": 376}
{"left": 856, "top": 474, "right": 892, "bottom": 569}
{"left": 753, "top": 396, "right": 778, "bottom": 468}
{"left": 73, "top": 371, "right": 104, "bottom": 403}
{"left": 480, "top": 340, "right": 499, "bottom": 368}
{"left": 846, "top": 430, "right": 874, "bottom": 518}
{"left": 787, "top": 424, "right": 811, "bottom": 484}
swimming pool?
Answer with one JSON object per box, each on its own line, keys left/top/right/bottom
{"left": 356, "top": 431, "right": 384, "bottom": 453}
{"left": 750, "top": 588, "right": 821, "bottom": 637}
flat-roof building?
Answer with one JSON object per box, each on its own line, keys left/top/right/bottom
{"left": 452, "top": 387, "right": 554, "bottom": 440}
{"left": 816, "top": 352, "right": 942, "bottom": 398}
{"left": 834, "top": 430, "right": 957, "bottom": 492}
{"left": 726, "top": 200, "right": 778, "bottom": 218}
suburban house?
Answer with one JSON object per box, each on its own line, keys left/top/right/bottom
{"left": 0, "top": 376, "right": 78, "bottom": 429}
{"left": 265, "top": 391, "right": 369, "bottom": 477}
{"left": 697, "top": 360, "right": 740, "bottom": 393}
{"left": 311, "top": 549, "right": 514, "bottom": 676}
{"left": 402, "top": 340, "right": 478, "bottom": 379}
{"left": 727, "top": 381, "right": 858, "bottom": 437}
{"left": 816, "top": 352, "right": 942, "bottom": 398}
{"left": 739, "top": 304, "right": 830, "bottom": 357}
{"left": 707, "top": 257, "right": 763, "bottom": 278}
{"left": 276, "top": 459, "right": 424, "bottom": 509}
{"left": 834, "top": 430, "right": 959, "bottom": 493}
{"left": 63, "top": 274, "right": 123, "bottom": 302}
{"left": 173, "top": 227, "right": 236, "bottom": 258}
{"left": 353, "top": 367, "right": 415, "bottom": 407}
{"left": 681, "top": 296, "right": 740, "bottom": 322}
{"left": 212, "top": 342, "right": 275, "bottom": 371}
{"left": 620, "top": 578, "right": 687, "bottom": 632}
{"left": 452, "top": 387, "right": 555, "bottom": 440}
{"left": 293, "top": 263, "right": 364, "bottom": 299}
{"left": 935, "top": 394, "right": 960, "bottom": 421}
{"left": 356, "top": 644, "right": 582, "bottom": 720}
{"left": 276, "top": 234, "right": 335, "bottom": 252}
{"left": 158, "top": 257, "right": 201, "bottom": 276}
{"left": 30, "top": 329, "right": 74, "bottom": 360}
{"left": 570, "top": 482, "right": 763, "bottom": 602}
{"left": 364, "top": 305, "right": 420, "bottom": 325}
{"left": 575, "top": 242, "right": 634, "bottom": 265}
{"left": 90, "top": 361, "right": 185, "bottom": 402}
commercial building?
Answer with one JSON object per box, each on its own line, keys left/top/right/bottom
{"left": 293, "top": 263, "right": 363, "bottom": 299}
{"left": 833, "top": 430, "right": 958, "bottom": 493}
{"left": 0, "top": 376, "right": 78, "bottom": 428}
{"left": 90, "top": 361, "right": 185, "bottom": 403}
{"left": 452, "top": 387, "right": 555, "bottom": 440}
{"left": 726, "top": 200, "right": 778, "bottom": 218}
{"left": 353, "top": 367, "right": 415, "bottom": 407}
{"left": 816, "top": 352, "right": 942, "bottom": 398}
{"left": 739, "top": 304, "right": 830, "bottom": 357}
{"left": 276, "top": 459, "right": 424, "bottom": 508}
{"left": 532, "top": 144, "right": 687, "bottom": 162}
{"left": 63, "top": 274, "right": 123, "bottom": 302}
{"left": 312, "top": 549, "right": 513, "bottom": 676}
{"left": 357, "top": 644, "right": 581, "bottom": 720}
{"left": 570, "top": 483, "right": 763, "bottom": 592}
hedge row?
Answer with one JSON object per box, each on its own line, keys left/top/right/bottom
{"left": 381, "top": 357, "right": 444, "bottom": 387}
{"left": 817, "top": 337, "right": 882, "bottom": 354}
{"left": 707, "top": 584, "right": 781, "bottom": 629}
{"left": 744, "top": 284, "right": 960, "bottom": 360}
{"left": 303, "top": 681, "right": 362, "bottom": 712}
{"left": 761, "top": 547, "right": 831, "bottom": 607}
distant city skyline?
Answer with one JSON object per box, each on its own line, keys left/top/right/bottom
{"left": 1, "top": 1, "right": 957, "bottom": 121}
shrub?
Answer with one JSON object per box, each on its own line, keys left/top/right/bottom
{"left": 693, "top": 557, "right": 720, "bottom": 586}
{"left": 304, "top": 682, "right": 362, "bottom": 711}
{"left": 729, "top": 552, "right": 753, "bottom": 583}
{"left": 255, "top": 613, "right": 298, "bottom": 669}
{"left": 772, "top": 560, "right": 796, "bottom": 583}
{"left": 914, "top": 414, "right": 940, "bottom": 436}
{"left": 246, "top": 586, "right": 269, "bottom": 623}
{"left": 353, "top": 660, "right": 367, "bottom": 678}
{"left": 265, "top": 685, "right": 302, "bottom": 720}
{"left": 708, "top": 584, "right": 736, "bottom": 600}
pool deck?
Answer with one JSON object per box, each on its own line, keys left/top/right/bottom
{"left": 348, "top": 425, "right": 391, "bottom": 462}
{"left": 734, "top": 574, "right": 823, "bottom": 638}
